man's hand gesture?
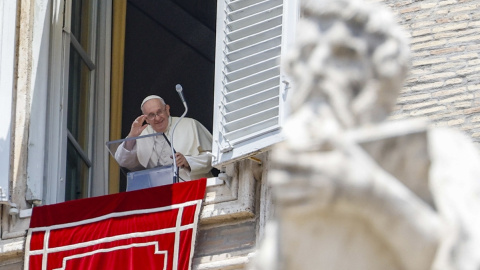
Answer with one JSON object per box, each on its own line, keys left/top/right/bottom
{"left": 124, "top": 115, "right": 148, "bottom": 150}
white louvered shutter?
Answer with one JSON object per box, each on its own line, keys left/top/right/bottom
{"left": 212, "top": 0, "right": 297, "bottom": 166}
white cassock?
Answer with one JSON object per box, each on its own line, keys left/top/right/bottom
{"left": 115, "top": 116, "right": 213, "bottom": 181}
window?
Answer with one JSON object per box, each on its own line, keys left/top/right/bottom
{"left": 212, "top": 0, "right": 298, "bottom": 167}
{"left": 64, "top": 0, "right": 96, "bottom": 200}
{"left": 40, "top": 0, "right": 111, "bottom": 204}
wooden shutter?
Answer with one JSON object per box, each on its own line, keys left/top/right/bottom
{"left": 212, "top": 0, "right": 296, "bottom": 167}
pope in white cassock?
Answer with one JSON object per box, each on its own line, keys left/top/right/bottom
{"left": 115, "top": 95, "right": 213, "bottom": 181}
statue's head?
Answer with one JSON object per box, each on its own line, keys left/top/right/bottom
{"left": 286, "top": 0, "right": 410, "bottom": 128}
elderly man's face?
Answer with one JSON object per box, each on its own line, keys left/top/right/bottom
{"left": 142, "top": 99, "right": 170, "bottom": 133}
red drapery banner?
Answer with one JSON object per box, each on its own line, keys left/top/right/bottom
{"left": 24, "top": 178, "right": 207, "bottom": 270}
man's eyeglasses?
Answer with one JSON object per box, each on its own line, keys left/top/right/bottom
{"left": 146, "top": 108, "right": 167, "bottom": 121}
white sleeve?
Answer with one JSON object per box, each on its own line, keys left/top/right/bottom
{"left": 185, "top": 151, "right": 213, "bottom": 176}
{"left": 114, "top": 142, "right": 143, "bottom": 171}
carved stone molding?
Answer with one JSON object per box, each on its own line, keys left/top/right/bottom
{"left": 200, "top": 159, "right": 256, "bottom": 224}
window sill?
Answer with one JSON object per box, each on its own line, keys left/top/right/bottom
{"left": 200, "top": 160, "right": 256, "bottom": 224}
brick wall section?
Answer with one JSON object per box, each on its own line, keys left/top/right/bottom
{"left": 374, "top": 0, "right": 480, "bottom": 142}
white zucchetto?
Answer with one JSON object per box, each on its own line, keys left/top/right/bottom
{"left": 140, "top": 95, "right": 165, "bottom": 110}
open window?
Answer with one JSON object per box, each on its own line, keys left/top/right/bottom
{"left": 119, "top": 0, "right": 297, "bottom": 171}
{"left": 113, "top": 0, "right": 298, "bottom": 223}
{"left": 33, "top": 0, "right": 297, "bottom": 206}
{"left": 36, "top": 0, "right": 111, "bottom": 205}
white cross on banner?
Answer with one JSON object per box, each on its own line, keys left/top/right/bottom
{"left": 24, "top": 178, "right": 207, "bottom": 270}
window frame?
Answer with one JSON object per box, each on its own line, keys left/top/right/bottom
{"left": 64, "top": 0, "right": 97, "bottom": 201}
{"left": 43, "top": 0, "right": 111, "bottom": 204}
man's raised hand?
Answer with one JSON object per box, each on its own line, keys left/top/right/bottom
{"left": 128, "top": 115, "right": 148, "bottom": 138}
{"left": 124, "top": 115, "right": 148, "bottom": 151}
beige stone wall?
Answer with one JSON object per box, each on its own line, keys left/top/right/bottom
{"left": 193, "top": 221, "right": 257, "bottom": 269}
{"left": 0, "top": 0, "right": 33, "bottom": 268}
{"left": 376, "top": 0, "right": 480, "bottom": 141}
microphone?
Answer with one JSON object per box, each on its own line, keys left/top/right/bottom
{"left": 171, "top": 84, "right": 188, "bottom": 183}
{"left": 176, "top": 84, "right": 186, "bottom": 105}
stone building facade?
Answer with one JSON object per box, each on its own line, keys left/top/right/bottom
{"left": 380, "top": 0, "right": 480, "bottom": 141}
{"left": 0, "top": 0, "right": 479, "bottom": 269}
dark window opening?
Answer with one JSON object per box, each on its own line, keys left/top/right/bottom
{"left": 121, "top": 0, "right": 217, "bottom": 191}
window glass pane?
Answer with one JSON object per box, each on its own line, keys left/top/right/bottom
{"left": 65, "top": 0, "right": 96, "bottom": 202}
{"left": 65, "top": 140, "right": 89, "bottom": 201}
{"left": 71, "top": 0, "right": 93, "bottom": 54}
{"left": 67, "top": 44, "right": 91, "bottom": 153}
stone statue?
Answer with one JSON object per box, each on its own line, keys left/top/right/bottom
{"left": 251, "top": 0, "right": 480, "bottom": 269}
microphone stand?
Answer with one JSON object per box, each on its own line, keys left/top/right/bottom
{"left": 171, "top": 91, "right": 188, "bottom": 184}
